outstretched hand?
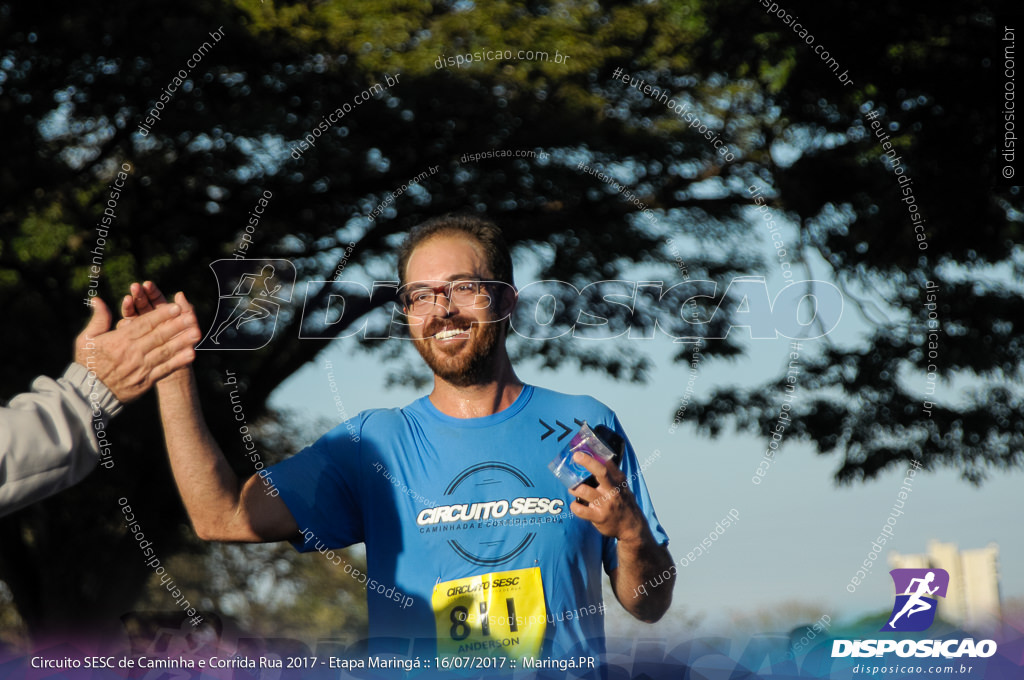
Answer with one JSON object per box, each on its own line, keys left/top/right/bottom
{"left": 74, "top": 285, "right": 201, "bottom": 403}
{"left": 119, "top": 280, "right": 170, "bottom": 327}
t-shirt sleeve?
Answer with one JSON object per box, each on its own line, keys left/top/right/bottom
{"left": 0, "top": 365, "right": 115, "bottom": 518}
{"left": 265, "top": 417, "right": 366, "bottom": 552}
{"left": 602, "top": 413, "right": 669, "bottom": 575}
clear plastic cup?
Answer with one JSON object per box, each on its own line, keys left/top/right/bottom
{"left": 548, "top": 422, "right": 618, "bottom": 489}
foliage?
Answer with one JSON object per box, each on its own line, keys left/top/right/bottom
{"left": 686, "top": 0, "right": 1022, "bottom": 484}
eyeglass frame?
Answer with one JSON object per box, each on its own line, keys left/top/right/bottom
{"left": 399, "top": 279, "right": 505, "bottom": 314}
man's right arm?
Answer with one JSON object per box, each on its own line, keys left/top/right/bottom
{"left": 136, "top": 285, "right": 302, "bottom": 544}
{"left": 156, "top": 367, "right": 299, "bottom": 543}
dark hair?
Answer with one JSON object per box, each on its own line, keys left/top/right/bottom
{"left": 396, "top": 215, "right": 514, "bottom": 288}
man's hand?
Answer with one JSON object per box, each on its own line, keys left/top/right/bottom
{"left": 119, "top": 281, "right": 200, "bottom": 387}
{"left": 568, "top": 451, "right": 647, "bottom": 542}
{"left": 73, "top": 287, "right": 201, "bottom": 403}
{"left": 568, "top": 450, "right": 675, "bottom": 623}
{"left": 119, "top": 280, "right": 171, "bottom": 326}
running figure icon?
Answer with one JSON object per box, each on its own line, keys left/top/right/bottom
{"left": 210, "top": 265, "right": 282, "bottom": 345}
{"left": 888, "top": 571, "right": 939, "bottom": 628}
{"left": 196, "top": 259, "right": 296, "bottom": 351}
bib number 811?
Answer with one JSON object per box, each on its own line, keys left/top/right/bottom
{"left": 432, "top": 566, "right": 545, "bottom": 657}
{"left": 449, "top": 597, "right": 519, "bottom": 640}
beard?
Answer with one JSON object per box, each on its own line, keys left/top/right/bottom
{"left": 411, "top": 314, "right": 504, "bottom": 387}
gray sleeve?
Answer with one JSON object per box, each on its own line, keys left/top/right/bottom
{"left": 0, "top": 363, "right": 123, "bottom": 517}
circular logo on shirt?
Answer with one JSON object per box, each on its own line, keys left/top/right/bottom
{"left": 415, "top": 462, "right": 565, "bottom": 566}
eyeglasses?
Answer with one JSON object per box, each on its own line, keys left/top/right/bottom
{"left": 401, "top": 280, "right": 493, "bottom": 314}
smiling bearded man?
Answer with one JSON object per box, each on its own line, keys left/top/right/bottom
{"left": 400, "top": 219, "right": 509, "bottom": 388}
{"left": 148, "top": 214, "right": 675, "bottom": 672}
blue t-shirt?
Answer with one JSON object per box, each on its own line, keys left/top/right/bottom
{"left": 266, "top": 384, "right": 668, "bottom": 661}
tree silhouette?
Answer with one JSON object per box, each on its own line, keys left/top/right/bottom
{"left": 686, "top": 0, "right": 1021, "bottom": 484}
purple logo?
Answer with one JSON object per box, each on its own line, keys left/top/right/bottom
{"left": 881, "top": 568, "right": 949, "bottom": 632}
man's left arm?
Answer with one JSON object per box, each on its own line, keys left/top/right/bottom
{"left": 569, "top": 451, "right": 674, "bottom": 623}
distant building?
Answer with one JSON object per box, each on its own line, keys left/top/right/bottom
{"left": 889, "top": 540, "right": 1001, "bottom": 633}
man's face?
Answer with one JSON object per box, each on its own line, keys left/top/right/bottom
{"left": 403, "top": 235, "right": 507, "bottom": 386}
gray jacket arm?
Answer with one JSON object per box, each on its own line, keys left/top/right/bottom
{"left": 0, "top": 363, "right": 122, "bottom": 517}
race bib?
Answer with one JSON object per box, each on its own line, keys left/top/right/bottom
{"left": 432, "top": 566, "right": 546, "bottom": 658}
